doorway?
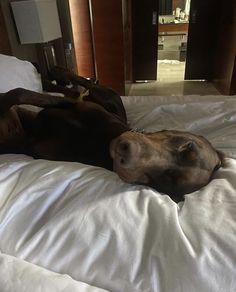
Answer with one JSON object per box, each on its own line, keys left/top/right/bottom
{"left": 130, "top": 0, "right": 235, "bottom": 96}
{"left": 157, "top": 0, "right": 191, "bottom": 82}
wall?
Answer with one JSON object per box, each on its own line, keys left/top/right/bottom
{"left": 172, "top": 0, "right": 185, "bottom": 11}
{"left": 0, "top": 2, "right": 11, "bottom": 55}
{"left": 1, "top": 0, "right": 76, "bottom": 75}
{"left": 1, "top": 0, "right": 38, "bottom": 62}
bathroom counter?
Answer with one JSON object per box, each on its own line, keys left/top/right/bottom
{"left": 159, "top": 22, "right": 189, "bottom": 33}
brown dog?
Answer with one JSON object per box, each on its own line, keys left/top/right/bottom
{"left": 0, "top": 68, "right": 223, "bottom": 202}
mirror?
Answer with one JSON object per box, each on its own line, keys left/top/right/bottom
{"left": 159, "top": 0, "right": 190, "bottom": 16}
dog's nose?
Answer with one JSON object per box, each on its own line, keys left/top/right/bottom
{"left": 118, "top": 141, "right": 130, "bottom": 154}
{"left": 116, "top": 140, "right": 139, "bottom": 167}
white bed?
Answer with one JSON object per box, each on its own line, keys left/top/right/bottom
{"left": 1, "top": 54, "right": 236, "bottom": 292}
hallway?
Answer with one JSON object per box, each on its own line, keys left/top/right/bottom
{"left": 129, "top": 61, "right": 220, "bottom": 96}
{"left": 129, "top": 79, "right": 220, "bottom": 96}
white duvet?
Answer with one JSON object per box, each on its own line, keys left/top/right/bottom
{"left": 1, "top": 95, "right": 236, "bottom": 292}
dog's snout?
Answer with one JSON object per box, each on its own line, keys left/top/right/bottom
{"left": 116, "top": 141, "right": 131, "bottom": 166}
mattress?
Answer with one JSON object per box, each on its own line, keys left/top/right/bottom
{"left": 1, "top": 54, "right": 236, "bottom": 292}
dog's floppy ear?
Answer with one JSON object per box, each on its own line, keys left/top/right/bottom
{"left": 178, "top": 140, "right": 195, "bottom": 152}
{"left": 177, "top": 140, "right": 198, "bottom": 162}
{"left": 215, "top": 150, "right": 225, "bottom": 170}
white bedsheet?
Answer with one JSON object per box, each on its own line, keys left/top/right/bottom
{"left": 0, "top": 251, "right": 108, "bottom": 292}
{"left": 0, "top": 95, "right": 236, "bottom": 292}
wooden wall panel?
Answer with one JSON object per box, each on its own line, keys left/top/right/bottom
{"left": 213, "top": 0, "right": 236, "bottom": 95}
{"left": 69, "top": 0, "right": 95, "bottom": 78}
{"left": 0, "top": 4, "right": 12, "bottom": 55}
{"left": 90, "top": 0, "right": 125, "bottom": 95}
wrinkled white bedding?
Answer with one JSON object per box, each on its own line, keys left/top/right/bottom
{"left": 1, "top": 95, "right": 236, "bottom": 292}
{"left": 0, "top": 251, "right": 108, "bottom": 292}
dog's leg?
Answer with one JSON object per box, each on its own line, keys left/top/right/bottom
{"left": 47, "top": 66, "right": 127, "bottom": 124}
{"left": 48, "top": 66, "right": 93, "bottom": 88}
{"left": 42, "top": 79, "right": 81, "bottom": 99}
{"left": 0, "top": 88, "right": 76, "bottom": 113}
{"left": 0, "top": 89, "right": 76, "bottom": 156}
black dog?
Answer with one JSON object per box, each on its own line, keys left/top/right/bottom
{"left": 0, "top": 67, "right": 223, "bottom": 202}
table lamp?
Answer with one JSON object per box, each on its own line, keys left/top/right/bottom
{"left": 11, "top": 0, "right": 62, "bottom": 70}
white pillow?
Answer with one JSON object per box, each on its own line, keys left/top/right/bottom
{"left": 0, "top": 54, "right": 43, "bottom": 93}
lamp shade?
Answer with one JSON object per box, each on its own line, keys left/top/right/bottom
{"left": 11, "top": 0, "right": 62, "bottom": 44}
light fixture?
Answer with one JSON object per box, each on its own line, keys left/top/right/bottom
{"left": 11, "top": 0, "right": 62, "bottom": 70}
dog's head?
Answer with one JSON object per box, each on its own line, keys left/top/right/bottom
{"left": 110, "top": 130, "right": 223, "bottom": 202}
